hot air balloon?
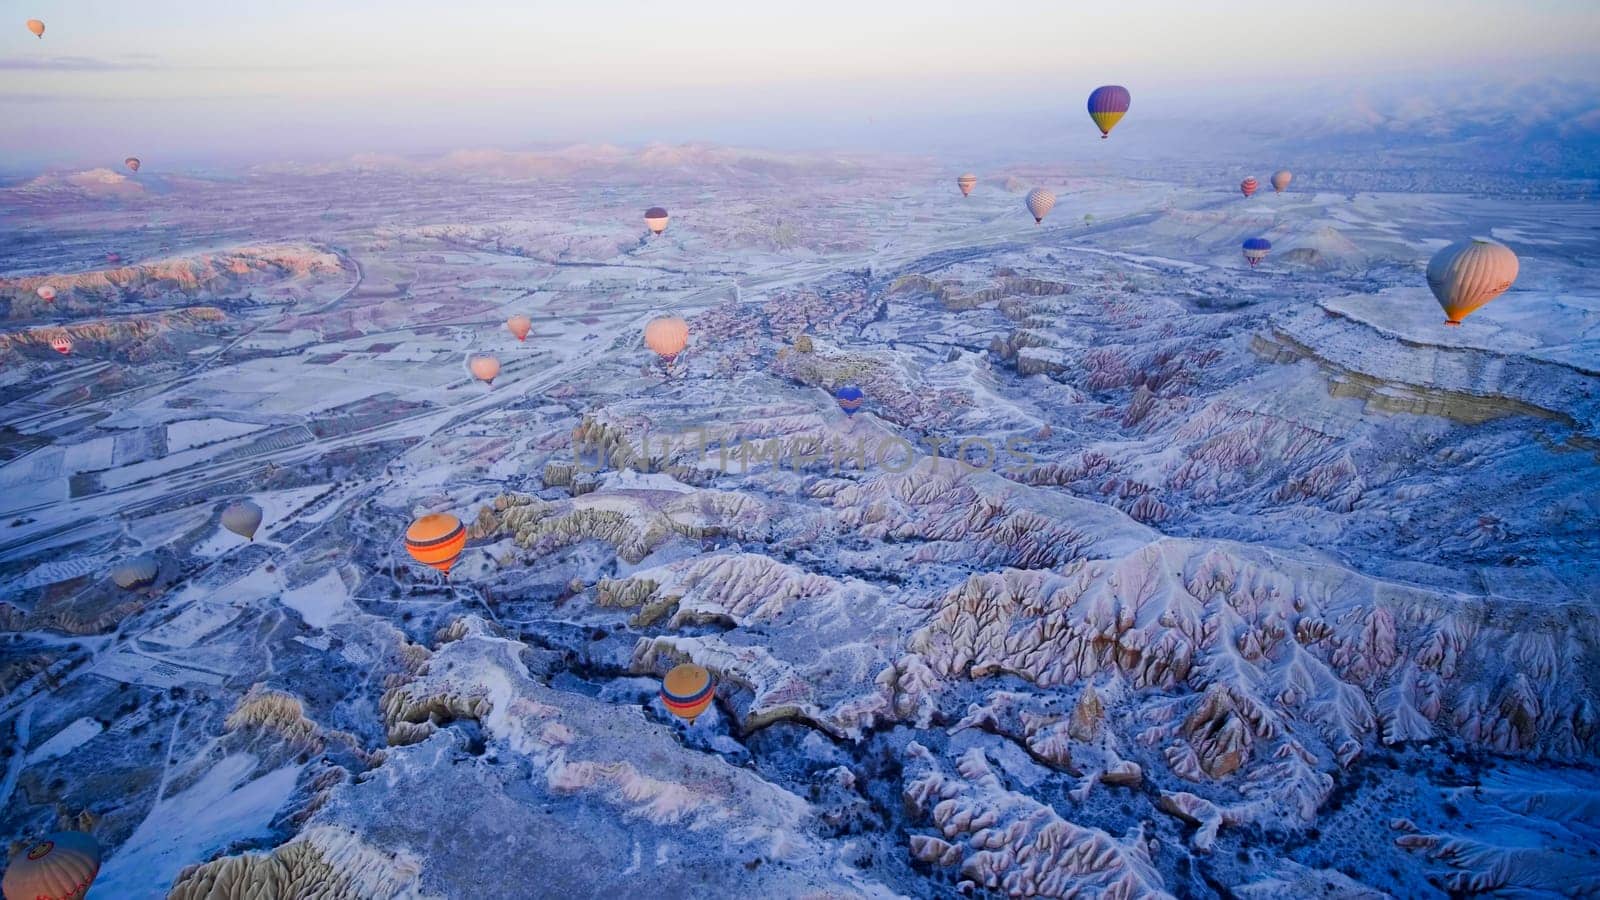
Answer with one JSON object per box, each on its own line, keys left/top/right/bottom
{"left": 644, "top": 314, "right": 688, "bottom": 364}
{"left": 1426, "top": 239, "right": 1519, "bottom": 326}
{"left": 835, "top": 385, "right": 864, "bottom": 418}
{"left": 957, "top": 174, "right": 978, "bottom": 197}
{"left": 221, "top": 499, "right": 264, "bottom": 541}
{"left": 1025, "top": 189, "right": 1056, "bottom": 224}
{"left": 1240, "top": 177, "right": 1258, "bottom": 199}
{"left": 2, "top": 832, "right": 101, "bottom": 900}
{"left": 506, "top": 315, "right": 532, "bottom": 342}
{"left": 644, "top": 207, "right": 669, "bottom": 236}
{"left": 50, "top": 335, "right": 72, "bottom": 355}
{"left": 660, "top": 663, "right": 714, "bottom": 724}
{"left": 105, "top": 253, "right": 121, "bottom": 265}
{"left": 1271, "top": 170, "right": 1292, "bottom": 193}
{"left": 110, "top": 555, "right": 159, "bottom": 591}
{"left": 25, "top": 19, "right": 44, "bottom": 39}
{"left": 404, "top": 512, "right": 466, "bottom": 577}
{"left": 124, "top": 157, "right": 141, "bottom": 174}
{"left": 469, "top": 354, "right": 500, "bottom": 385}
{"left": 1242, "top": 237, "right": 1272, "bottom": 267}
{"left": 1087, "top": 85, "right": 1131, "bottom": 139}
{"left": 35, "top": 285, "right": 57, "bottom": 303}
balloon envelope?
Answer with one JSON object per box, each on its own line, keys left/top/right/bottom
{"left": 469, "top": 355, "right": 501, "bottom": 384}
{"left": 222, "top": 500, "right": 264, "bottom": 540}
{"left": 26, "top": 18, "right": 44, "bottom": 38}
{"left": 50, "top": 336, "right": 72, "bottom": 355}
{"left": 644, "top": 315, "right": 689, "bottom": 362}
{"left": 835, "top": 385, "right": 864, "bottom": 417}
{"left": 36, "top": 285, "right": 57, "bottom": 302}
{"left": 661, "top": 663, "right": 714, "bottom": 723}
{"left": 1087, "top": 85, "right": 1131, "bottom": 138}
{"left": 110, "top": 554, "right": 159, "bottom": 590}
{"left": 1426, "top": 239, "right": 1519, "bottom": 326}
{"left": 957, "top": 174, "right": 978, "bottom": 197}
{"left": 506, "top": 315, "right": 532, "bottom": 342}
{"left": 124, "top": 157, "right": 140, "bottom": 173}
{"left": 1025, "top": 188, "right": 1056, "bottom": 223}
{"left": 1242, "top": 237, "right": 1272, "bottom": 266}
{"left": 1240, "top": 177, "right": 1258, "bottom": 198}
{"left": 405, "top": 513, "right": 466, "bottom": 575}
{"left": 1271, "top": 170, "right": 1292, "bottom": 192}
{"left": 2, "top": 832, "right": 101, "bottom": 900}
{"left": 644, "top": 207, "right": 669, "bottom": 235}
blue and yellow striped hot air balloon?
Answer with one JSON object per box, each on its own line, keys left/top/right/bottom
{"left": 835, "top": 385, "right": 864, "bottom": 417}
{"left": 1087, "top": 85, "right": 1131, "bottom": 139}
{"left": 661, "top": 663, "right": 714, "bottom": 724}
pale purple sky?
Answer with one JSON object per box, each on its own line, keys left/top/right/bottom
{"left": 3, "top": 0, "right": 1598, "bottom": 170}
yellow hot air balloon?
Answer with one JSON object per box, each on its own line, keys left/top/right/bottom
{"left": 957, "top": 174, "right": 978, "bottom": 197}
{"left": 405, "top": 512, "right": 466, "bottom": 576}
{"left": 221, "top": 499, "right": 264, "bottom": 541}
{"left": 1426, "top": 239, "right": 1519, "bottom": 326}
{"left": 644, "top": 315, "right": 688, "bottom": 364}
{"left": 506, "top": 315, "right": 532, "bottom": 342}
{"left": 661, "top": 663, "right": 714, "bottom": 724}
{"left": 644, "top": 207, "right": 669, "bottom": 236}
{"left": 35, "top": 285, "right": 57, "bottom": 303}
{"left": 124, "top": 157, "right": 141, "bottom": 174}
{"left": 1271, "top": 170, "right": 1292, "bottom": 193}
{"left": 469, "top": 354, "right": 500, "bottom": 385}
{"left": 2, "top": 832, "right": 101, "bottom": 900}
{"left": 26, "top": 19, "right": 44, "bottom": 39}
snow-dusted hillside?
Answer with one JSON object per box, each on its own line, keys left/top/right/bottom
{"left": 0, "top": 149, "right": 1596, "bottom": 898}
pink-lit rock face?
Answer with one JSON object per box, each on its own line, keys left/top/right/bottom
{"left": 3, "top": 150, "right": 1595, "bottom": 898}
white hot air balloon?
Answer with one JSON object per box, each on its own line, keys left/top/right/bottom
{"left": 1426, "top": 239, "right": 1519, "bottom": 326}
{"left": 1025, "top": 188, "right": 1056, "bottom": 224}
{"left": 221, "top": 499, "right": 264, "bottom": 541}
{"left": 35, "top": 285, "right": 57, "bottom": 303}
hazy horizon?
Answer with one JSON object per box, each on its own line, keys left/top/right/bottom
{"left": 5, "top": 0, "right": 1600, "bottom": 173}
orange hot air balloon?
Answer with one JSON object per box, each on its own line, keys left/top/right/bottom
{"left": 644, "top": 314, "right": 688, "bottom": 364}
{"left": 644, "top": 207, "right": 669, "bottom": 236}
{"left": 50, "top": 335, "right": 72, "bottom": 355}
{"left": 404, "top": 513, "right": 466, "bottom": 576}
{"left": 36, "top": 285, "right": 57, "bottom": 303}
{"left": 469, "top": 354, "right": 501, "bottom": 385}
{"left": 1271, "top": 170, "right": 1292, "bottom": 193}
{"left": 957, "top": 174, "right": 978, "bottom": 197}
{"left": 506, "top": 315, "right": 532, "bottom": 342}
{"left": 1426, "top": 239, "right": 1519, "bottom": 326}
{"left": 26, "top": 19, "right": 44, "bottom": 38}
{"left": 3, "top": 832, "right": 101, "bottom": 900}
{"left": 661, "top": 663, "right": 714, "bottom": 724}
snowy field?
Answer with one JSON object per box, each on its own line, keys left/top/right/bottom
{"left": 0, "top": 148, "right": 1596, "bottom": 898}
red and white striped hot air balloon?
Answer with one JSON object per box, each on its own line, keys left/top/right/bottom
{"left": 1240, "top": 177, "right": 1258, "bottom": 198}
{"left": 51, "top": 335, "right": 73, "bottom": 355}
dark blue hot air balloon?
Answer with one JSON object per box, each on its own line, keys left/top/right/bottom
{"left": 1242, "top": 237, "right": 1272, "bottom": 267}
{"left": 835, "top": 385, "right": 864, "bottom": 417}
